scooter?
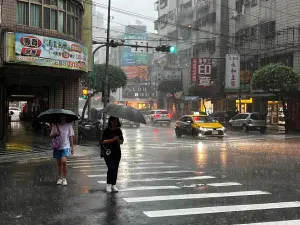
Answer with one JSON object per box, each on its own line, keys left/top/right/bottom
{"left": 78, "top": 120, "right": 103, "bottom": 144}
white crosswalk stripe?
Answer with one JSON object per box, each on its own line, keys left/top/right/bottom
{"left": 86, "top": 170, "right": 201, "bottom": 177}
{"left": 123, "top": 190, "right": 270, "bottom": 203}
{"left": 70, "top": 157, "right": 299, "bottom": 223}
{"left": 143, "top": 202, "right": 300, "bottom": 218}
{"left": 235, "top": 220, "right": 300, "bottom": 225}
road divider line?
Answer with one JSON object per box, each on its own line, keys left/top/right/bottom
{"left": 234, "top": 219, "right": 300, "bottom": 225}
{"left": 123, "top": 190, "right": 270, "bottom": 203}
{"left": 143, "top": 201, "right": 300, "bottom": 218}
{"left": 207, "top": 182, "right": 242, "bottom": 187}
{"left": 120, "top": 186, "right": 180, "bottom": 191}
{"left": 87, "top": 171, "right": 201, "bottom": 177}
{"left": 97, "top": 176, "right": 215, "bottom": 184}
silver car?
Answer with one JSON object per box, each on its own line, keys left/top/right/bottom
{"left": 146, "top": 109, "right": 171, "bottom": 126}
{"left": 228, "top": 112, "right": 267, "bottom": 133}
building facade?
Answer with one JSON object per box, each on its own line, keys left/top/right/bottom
{"left": 0, "top": 0, "right": 89, "bottom": 141}
{"left": 154, "top": 0, "right": 230, "bottom": 117}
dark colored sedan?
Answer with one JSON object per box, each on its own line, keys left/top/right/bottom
{"left": 209, "top": 111, "right": 237, "bottom": 127}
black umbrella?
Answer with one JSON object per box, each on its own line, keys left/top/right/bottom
{"left": 101, "top": 104, "right": 146, "bottom": 124}
{"left": 37, "top": 109, "right": 79, "bottom": 123}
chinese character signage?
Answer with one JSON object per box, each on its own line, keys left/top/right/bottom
{"left": 225, "top": 54, "right": 240, "bottom": 91}
{"left": 122, "top": 84, "right": 153, "bottom": 99}
{"left": 121, "top": 33, "right": 149, "bottom": 66}
{"left": 190, "top": 58, "right": 212, "bottom": 86}
{"left": 6, "top": 33, "right": 88, "bottom": 72}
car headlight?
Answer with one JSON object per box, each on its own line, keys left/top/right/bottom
{"left": 198, "top": 127, "right": 207, "bottom": 131}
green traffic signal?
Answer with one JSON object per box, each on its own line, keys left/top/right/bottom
{"left": 169, "top": 46, "right": 176, "bottom": 53}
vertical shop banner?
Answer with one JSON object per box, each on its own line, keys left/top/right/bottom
{"left": 190, "top": 58, "right": 212, "bottom": 86}
{"left": 122, "top": 33, "right": 149, "bottom": 66}
{"left": 225, "top": 54, "right": 240, "bottom": 91}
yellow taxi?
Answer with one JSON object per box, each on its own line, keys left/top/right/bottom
{"left": 175, "top": 113, "right": 225, "bottom": 139}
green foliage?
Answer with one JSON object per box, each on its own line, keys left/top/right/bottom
{"left": 252, "top": 63, "right": 300, "bottom": 95}
{"left": 91, "top": 64, "right": 127, "bottom": 92}
{"left": 158, "top": 80, "right": 182, "bottom": 95}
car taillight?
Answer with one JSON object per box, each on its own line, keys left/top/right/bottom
{"left": 166, "top": 114, "right": 170, "bottom": 118}
{"left": 154, "top": 114, "right": 161, "bottom": 118}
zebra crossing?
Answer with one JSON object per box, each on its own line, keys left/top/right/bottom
{"left": 68, "top": 157, "right": 300, "bottom": 224}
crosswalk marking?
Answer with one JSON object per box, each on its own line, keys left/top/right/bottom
{"left": 68, "top": 159, "right": 147, "bottom": 165}
{"left": 87, "top": 171, "right": 200, "bottom": 177}
{"left": 79, "top": 166, "right": 179, "bottom": 172}
{"left": 207, "top": 182, "right": 242, "bottom": 187}
{"left": 97, "top": 176, "right": 215, "bottom": 184}
{"left": 143, "top": 201, "right": 300, "bottom": 218}
{"left": 72, "top": 162, "right": 166, "bottom": 169}
{"left": 235, "top": 220, "right": 300, "bottom": 225}
{"left": 120, "top": 186, "right": 180, "bottom": 191}
{"left": 123, "top": 190, "right": 270, "bottom": 203}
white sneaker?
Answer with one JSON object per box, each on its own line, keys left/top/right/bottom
{"left": 57, "top": 178, "right": 63, "bottom": 185}
{"left": 62, "top": 178, "right": 67, "bottom": 186}
{"left": 106, "top": 184, "right": 112, "bottom": 193}
{"left": 111, "top": 185, "right": 119, "bottom": 193}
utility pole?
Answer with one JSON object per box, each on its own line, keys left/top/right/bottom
{"left": 103, "top": 0, "right": 112, "bottom": 129}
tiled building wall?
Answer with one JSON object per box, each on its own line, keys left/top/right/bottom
{"left": 49, "top": 76, "right": 80, "bottom": 143}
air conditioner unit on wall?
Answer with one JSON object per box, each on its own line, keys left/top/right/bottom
{"left": 231, "top": 11, "right": 239, "bottom": 19}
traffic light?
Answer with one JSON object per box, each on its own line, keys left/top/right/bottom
{"left": 82, "top": 88, "right": 88, "bottom": 99}
{"left": 109, "top": 40, "right": 124, "bottom": 48}
{"left": 155, "top": 45, "right": 177, "bottom": 53}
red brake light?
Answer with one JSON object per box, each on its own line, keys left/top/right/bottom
{"left": 154, "top": 114, "right": 161, "bottom": 118}
{"left": 167, "top": 114, "right": 170, "bottom": 118}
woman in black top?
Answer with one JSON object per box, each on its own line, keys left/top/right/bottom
{"left": 102, "top": 116, "right": 124, "bottom": 193}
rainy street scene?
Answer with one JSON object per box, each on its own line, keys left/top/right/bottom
{"left": 2, "top": 0, "right": 300, "bottom": 225}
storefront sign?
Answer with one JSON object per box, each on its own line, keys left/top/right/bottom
{"left": 191, "top": 58, "right": 212, "bottom": 86}
{"left": 122, "top": 84, "right": 154, "bottom": 99}
{"left": 6, "top": 33, "right": 88, "bottom": 72}
{"left": 121, "top": 66, "right": 148, "bottom": 81}
{"left": 121, "top": 33, "right": 149, "bottom": 66}
{"left": 184, "top": 96, "right": 199, "bottom": 101}
{"left": 225, "top": 54, "right": 240, "bottom": 91}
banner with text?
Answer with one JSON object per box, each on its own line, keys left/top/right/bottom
{"left": 191, "top": 58, "right": 212, "bottom": 86}
{"left": 122, "top": 83, "right": 154, "bottom": 99}
{"left": 6, "top": 33, "right": 88, "bottom": 72}
{"left": 121, "top": 33, "right": 149, "bottom": 66}
{"left": 225, "top": 54, "right": 240, "bottom": 91}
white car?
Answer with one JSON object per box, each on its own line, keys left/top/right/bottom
{"left": 9, "top": 107, "right": 21, "bottom": 121}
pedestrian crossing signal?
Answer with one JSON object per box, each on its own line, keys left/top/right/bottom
{"left": 82, "top": 89, "right": 88, "bottom": 99}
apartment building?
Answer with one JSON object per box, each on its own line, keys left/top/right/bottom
{"left": 154, "top": 0, "right": 230, "bottom": 115}
{"left": 228, "top": 0, "right": 300, "bottom": 129}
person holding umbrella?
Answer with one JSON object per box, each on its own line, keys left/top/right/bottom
{"left": 101, "top": 116, "right": 124, "bottom": 193}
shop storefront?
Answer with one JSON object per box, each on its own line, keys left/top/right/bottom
{"left": 267, "top": 101, "right": 285, "bottom": 125}
{"left": 235, "top": 98, "right": 253, "bottom": 113}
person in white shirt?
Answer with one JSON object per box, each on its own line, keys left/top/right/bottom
{"left": 50, "top": 115, "right": 74, "bottom": 186}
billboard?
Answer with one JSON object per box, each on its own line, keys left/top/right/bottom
{"left": 191, "top": 58, "right": 212, "bottom": 86}
{"left": 225, "top": 54, "right": 240, "bottom": 91}
{"left": 6, "top": 33, "right": 88, "bottom": 72}
{"left": 122, "top": 83, "right": 153, "bottom": 99}
{"left": 121, "top": 33, "right": 149, "bottom": 66}
{"left": 121, "top": 66, "right": 148, "bottom": 81}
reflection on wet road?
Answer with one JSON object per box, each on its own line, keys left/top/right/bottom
{"left": 2, "top": 123, "right": 300, "bottom": 224}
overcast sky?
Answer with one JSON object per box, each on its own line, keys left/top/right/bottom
{"left": 94, "top": 0, "right": 157, "bottom": 33}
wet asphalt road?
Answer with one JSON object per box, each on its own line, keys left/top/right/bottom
{"left": 1, "top": 125, "right": 300, "bottom": 225}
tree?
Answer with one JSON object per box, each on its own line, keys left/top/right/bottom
{"left": 158, "top": 80, "right": 182, "bottom": 113}
{"left": 82, "top": 64, "right": 127, "bottom": 119}
{"left": 252, "top": 63, "right": 300, "bottom": 133}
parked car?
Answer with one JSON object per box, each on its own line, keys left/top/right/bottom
{"left": 9, "top": 107, "right": 21, "bottom": 121}
{"left": 175, "top": 114, "right": 225, "bottom": 139}
{"left": 210, "top": 111, "right": 237, "bottom": 127}
{"left": 121, "top": 119, "right": 140, "bottom": 128}
{"left": 228, "top": 112, "right": 267, "bottom": 133}
{"left": 146, "top": 109, "right": 171, "bottom": 126}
